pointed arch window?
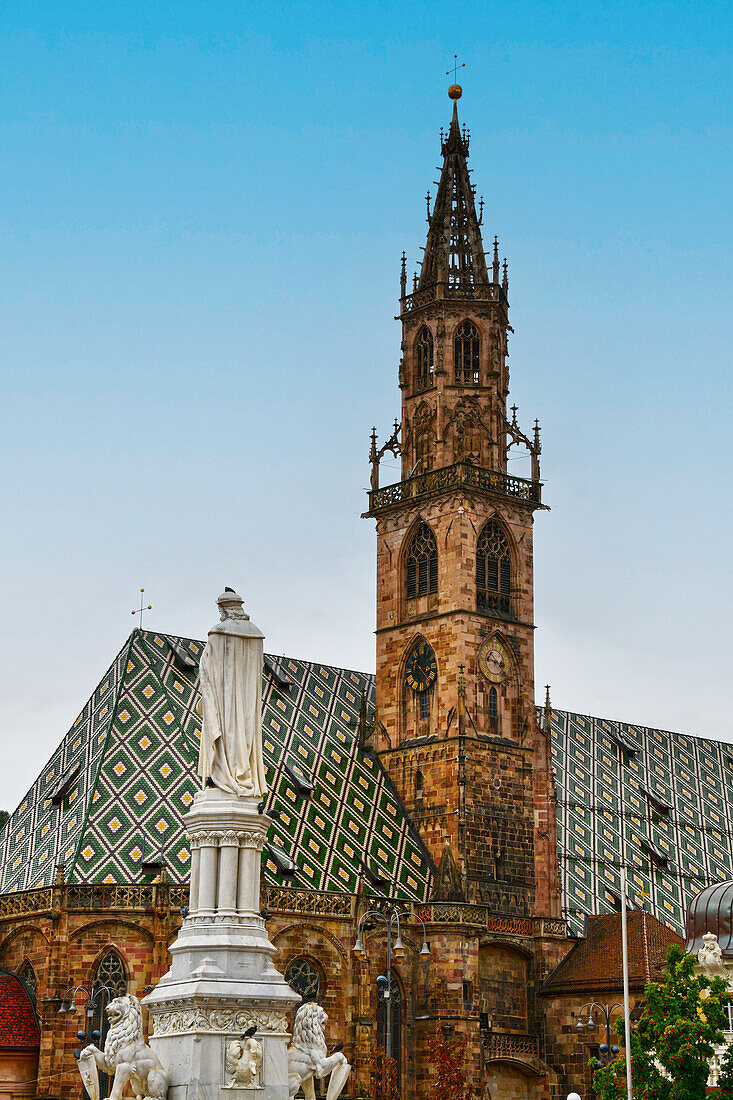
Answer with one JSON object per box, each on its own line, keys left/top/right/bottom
{"left": 488, "top": 687, "right": 498, "bottom": 727}
{"left": 376, "top": 975, "right": 403, "bottom": 1083}
{"left": 454, "top": 320, "right": 480, "bottom": 385}
{"left": 406, "top": 524, "right": 438, "bottom": 599}
{"left": 476, "top": 520, "right": 511, "bottom": 615}
{"left": 415, "top": 327, "right": 434, "bottom": 391}
{"left": 89, "top": 950, "right": 127, "bottom": 1100}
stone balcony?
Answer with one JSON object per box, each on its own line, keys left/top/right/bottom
{"left": 365, "top": 461, "right": 542, "bottom": 517}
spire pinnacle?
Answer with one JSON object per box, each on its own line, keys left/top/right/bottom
{"left": 544, "top": 685, "right": 552, "bottom": 736}
{"left": 417, "top": 90, "right": 488, "bottom": 294}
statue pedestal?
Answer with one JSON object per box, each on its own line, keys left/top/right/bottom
{"left": 143, "top": 789, "right": 299, "bottom": 1100}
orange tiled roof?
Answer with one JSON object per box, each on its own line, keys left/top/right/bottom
{"left": 543, "top": 910, "right": 683, "bottom": 994}
{"left": 0, "top": 973, "right": 39, "bottom": 1049}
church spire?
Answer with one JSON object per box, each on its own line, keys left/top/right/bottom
{"left": 418, "top": 86, "right": 490, "bottom": 294}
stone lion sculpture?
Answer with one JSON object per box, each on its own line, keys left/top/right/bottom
{"left": 287, "top": 1002, "right": 351, "bottom": 1100}
{"left": 79, "top": 994, "right": 169, "bottom": 1100}
{"left": 698, "top": 931, "right": 728, "bottom": 979}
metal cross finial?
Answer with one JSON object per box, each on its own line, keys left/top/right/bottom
{"left": 131, "top": 588, "right": 152, "bottom": 630}
{"left": 636, "top": 884, "right": 651, "bottom": 909}
{"left": 446, "top": 54, "right": 466, "bottom": 82}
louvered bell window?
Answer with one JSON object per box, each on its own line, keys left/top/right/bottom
{"left": 406, "top": 524, "right": 438, "bottom": 599}
{"left": 454, "top": 320, "right": 480, "bottom": 385}
{"left": 476, "top": 521, "right": 511, "bottom": 615}
{"left": 415, "top": 327, "right": 434, "bottom": 390}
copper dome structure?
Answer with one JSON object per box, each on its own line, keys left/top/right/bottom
{"left": 685, "top": 880, "right": 733, "bottom": 956}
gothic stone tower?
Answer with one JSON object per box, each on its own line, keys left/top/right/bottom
{"left": 366, "top": 87, "right": 560, "bottom": 921}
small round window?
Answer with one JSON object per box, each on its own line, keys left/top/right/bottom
{"left": 285, "top": 956, "right": 322, "bottom": 1003}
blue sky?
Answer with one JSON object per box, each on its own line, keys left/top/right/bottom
{"left": 0, "top": 1, "right": 731, "bottom": 808}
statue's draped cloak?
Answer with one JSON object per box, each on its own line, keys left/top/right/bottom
{"left": 198, "top": 629, "right": 267, "bottom": 798}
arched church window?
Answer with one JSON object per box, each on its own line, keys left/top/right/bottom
{"left": 454, "top": 320, "right": 480, "bottom": 385}
{"left": 415, "top": 327, "right": 434, "bottom": 390}
{"left": 93, "top": 950, "right": 127, "bottom": 996}
{"left": 376, "top": 975, "right": 403, "bottom": 1084}
{"left": 89, "top": 950, "right": 128, "bottom": 1100}
{"left": 18, "top": 962, "right": 37, "bottom": 1008}
{"left": 284, "top": 957, "right": 322, "bottom": 1004}
{"left": 476, "top": 521, "right": 511, "bottom": 615}
{"left": 406, "top": 524, "right": 438, "bottom": 599}
{"left": 488, "top": 687, "right": 498, "bottom": 726}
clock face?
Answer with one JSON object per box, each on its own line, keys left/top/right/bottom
{"left": 477, "top": 637, "right": 511, "bottom": 684}
{"left": 404, "top": 642, "right": 437, "bottom": 693}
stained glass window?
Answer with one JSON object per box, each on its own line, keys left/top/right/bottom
{"left": 88, "top": 951, "right": 127, "bottom": 1100}
{"left": 376, "top": 976, "right": 403, "bottom": 1082}
{"left": 285, "top": 957, "right": 322, "bottom": 1003}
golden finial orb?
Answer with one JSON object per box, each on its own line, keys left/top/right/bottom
{"left": 448, "top": 83, "right": 463, "bottom": 100}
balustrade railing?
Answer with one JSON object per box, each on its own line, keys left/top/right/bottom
{"left": 367, "top": 462, "right": 541, "bottom": 515}
{"left": 401, "top": 282, "right": 504, "bottom": 313}
{"left": 0, "top": 883, "right": 566, "bottom": 939}
{"left": 482, "top": 1031, "right": 539, "bottom": 1065}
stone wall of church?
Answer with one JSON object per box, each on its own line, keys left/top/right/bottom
{"left": 0, "top": 889, "right": 569, "bottom": 1100}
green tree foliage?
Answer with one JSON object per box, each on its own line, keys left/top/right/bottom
{"left": 591, "top": 943, "right": 730, "bottom": 1100}
{"left": 0, "top": 810, "right": 8, "bottom": 829}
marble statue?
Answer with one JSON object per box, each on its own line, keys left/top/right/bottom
{"left": 224, "top": 1036, "right": 263, "bottom": 1089}
{"left": 197, "top": 588, "right": 268, "bottom": 799}
{"left": 287, "top": 1003, "right": 351, "bottom": 1100}
{"left": 698, "top": 931, "right": 728, "bottom": 979}
{"left": 78, "top": 995, "right": 169, "bottom": 1100}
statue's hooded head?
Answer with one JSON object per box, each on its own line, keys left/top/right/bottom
{"left": 208, "top": 588, "right": 265, "bottom": 640}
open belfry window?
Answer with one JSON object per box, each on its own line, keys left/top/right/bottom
{"left": 405, "top": 523, "right": 438, "bottom": 599}
{"left": 454, "top": 319, "right": 480, "bottom": 385}
{"left": 415, "top": 326, "right": 434, "bottom": 390}
{"left": 476, "top": 520, "right": 511, "bottom": 614}
{"left": 415, "top": 430, "right": 434, "bottom": 474}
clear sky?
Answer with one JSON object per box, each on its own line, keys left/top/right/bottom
{"left": 1, "top": 1, "right": 731, "bottom": 809}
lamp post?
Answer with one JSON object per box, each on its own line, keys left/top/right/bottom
{"left": 575, "top": 1001, "right": 624, "bottom": 1065}
{"left": 58, "top": 984, "right": 117, "bottom": 1057}
{"left": 353, "top": 905, "right": 430, "bottom": 1062}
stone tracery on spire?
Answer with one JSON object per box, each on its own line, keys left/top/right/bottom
{"left": 418, "top": 93, "right": 490, "bottom": 294}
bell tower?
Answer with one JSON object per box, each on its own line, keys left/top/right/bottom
{"left": 365, "top": 86, "right": 560, "bottom": 918}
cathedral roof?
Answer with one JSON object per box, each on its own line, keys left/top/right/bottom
{"left": 547, "top": 706, "right": 733, "bottom": 937}
{"left": 1, "top": 633, "right": 732, "bottom": 940}
{"left": 0, "top": 630, "right": 433, "bottom": 901}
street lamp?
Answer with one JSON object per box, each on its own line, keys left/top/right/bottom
{"left": 576, "top": 1002, "right": 624, "bottom": 1065}
{"left": 353, "top": 905, "right": 430, "bottom": 1062}
{"left": 58, "top": 984, "right": 118, "bottom": 1057}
